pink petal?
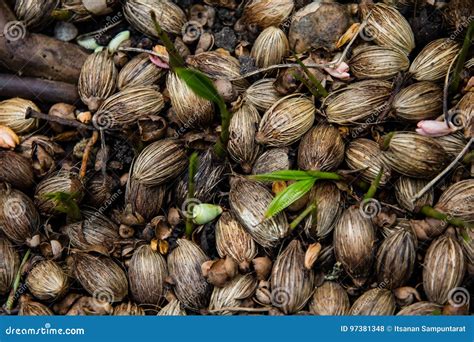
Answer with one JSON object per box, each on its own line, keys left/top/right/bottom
{"left": 416, "top": 120, "right": 454, "bottom": 137}
{"left": 149, "top": 55, "right": 170, "bottom": 69}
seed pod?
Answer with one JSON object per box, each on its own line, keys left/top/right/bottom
{"left": 361, "top": 3, "right": 415, "bottom": 55}
{"left": 168, "top": 239, "right": 211, "bottom": 310}
{"left": 382, "top": 132, "right": 448, "bottom": 178}
{"left": 242, "top": 0, "right": 294, "bottom": 29}
{"left": 349, "top": 288, "right": 396, "bottom": 315}
{"left": 26, "top": 260, "right": 69, "bottom": 301}
{"left": 229, "top": 177, "right": 289, "bottom": 248}
{"left": 381, "top": 218, "right": 411, "bottom": 239}
{"left": 19, "top": 297, "right": 54, "bottom": 316}
{"left": 452, "top": 91, "right": 473, "bottom": 138}
{"left": 289, "top": 2, "right": 350, "bottom": 53}
{"left": 0, "top": 185, "right": 40, "bottom": 245}
{"left": 437, "top": 132, "right": 467, "bottom": 159}
{"left": 435, "top": 179, "right": 474, "bottom": 227}
{"left": 34, "top": 172, "right": 84, "bottom": 215}
{"left": 118, "top": 53, "right": 165, "bottom": 90}
{"left": 244, "top": 79, "right": 282, "bottom": 113}
{"left": 73, "top": 253, "right": 128, "bottom": 302}
{"left": 251, "top": 26, "right": 289, "bottom": 68}
{"left": 78, "top": 51, "right": 117, "bottom": 112}
{"left": 397, "top": 301, "right": 443, "bottom": 315}
{"left": 423, "top": 234, "right": 465, "bottom": 304}
{"left": 0, "top": 238, "right": 19, "bottom": 295}
{"left": 131, "top": 139, "right": 187, "bottom": 187}
{"left": 350, "top": 46, "right": 409, "bottom": 80}
{"left": 271, "top": 240, "right": 315, "bottom": 314}
{"left": 0, "top": 151, "right": 34, "bottom": 191}
{"left": 323, "top": 80, "right": 392, "bottom": 125}
{"left": 297, "top": 124, "right": 344, "bottom": 171}
{"left": 209, "top": 274, "right": 257, "bottom": 315}
{"left": 129, "top": 245, "right": 168, "bottom": 305}
{"left": 15, "top": 0, "right": 58, "bottom": 28}
{"left": 0, "top": 98, "right": 39, "bottom": 134}
{"left": 304, "top": 182, "right": 342, "bottom": 240}
{"left": 394, "top": 176, "right": 434, "bottom": 212}
{"left": 113, "top": 302, "right": 145, "bottom": 315}
{"left": 61, "top": 210, "right": 119, "bottom": 251}
{"left": 345, "top": 138, "right": 391, "bottom": 185}
{"left": 256, "top": 94, "right": 315, "bottom": 147}
{"left": 123, "top": 0, "right": 186, "bottom": 36}
{"left": 458, "top": 227, "right": 473, "bottom": 276}
{"left": 228, "top": 103, "right": 261, "bottom": 173}
{"left": 175, "top": 149, "right": 226, "bottom": 205}
{"left": 409, "top": 39, "right": 460, "bottom": 81}
{"left": 85, "top": 174, "right": 119, "bottom": 208}
{"left": 216, "top": 212, "right": 258, "bottom": 272}
{"left": 95, "top": 86, "right": 164, "bottom": 129}
{"left": 167, "top": 72, "right": 214, "bottom": 128}
{"left": 157, "top": 299, "right": 187, "bottom": 316}
{"left": 375, "top": 228, "right": 417, "bottom": 289}
{"left": 18, "top": 135, "right": 64, "bottom": 177}
{"left": 125, "top": 178, "right": 166, "bottom": 221}
{"left": 393, "top": 82, "right": 443, "bottom": 121}
{"left": 334, "top": 206, "right": 376, "bottom": 287}
{"left": 252, "top": 148, "right": 290, "bottom": 175}
{"left": 309, "top": 281, "right": 349, "bottom": 315}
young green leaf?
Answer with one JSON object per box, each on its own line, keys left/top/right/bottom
{"left": 185, "top": 152, "right": 199, "bottom": 239}
{"left": 250, "top": 170, "right": 342, "bottom": 182}
{"left": 294, "top": 54, "right": 328, "bottom": 98}
{"left": 363, "top": 167, "right": 383, "bottom": 200}
{"left": 150, "top": 11, "right": 185, "bottom": 68}
{"left": 289, "top": 203, "right": 316, "bottom": 230}
{"left": 265, "top": 178, "right": 316, "bottom": 218}
{"left": 42, "top": 191, "right": 82, "bottom": 221}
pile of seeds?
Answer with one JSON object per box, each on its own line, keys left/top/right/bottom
{"left": 0, "top": 0, "right": 472, "bottom": 316}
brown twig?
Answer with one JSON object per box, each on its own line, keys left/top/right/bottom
{"left": 25, "top": 108, "right": 95, "bottom": 131}
{"left": 80, "top": 131, "right": 99, "bottom": 179}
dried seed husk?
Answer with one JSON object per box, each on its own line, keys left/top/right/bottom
{"left": 113, "top": 302, "right": 145, "bottom": 315}
{"left": 175, "top": 149, "right": 226, "bottom": 205}
{"left": 157, "top": 299, "right": 187, "bottom": 316}
{"left": 435, "top": 179, "right": 474, "bottom": 225}
{"left": 394, "top": 176, "right": 434, "bottom": 212}
{"left": 350, "top": 46, "right": 409, "bottom": 80}
{"left": 216, "top": 212, "right": 258, "bottom": 272}
{"left": 297, "top": 124, "right": 345, "bottom": 171}
{"left": 361, "top": 3, "right": 415, "bottom": 55}
{"left": 228, "top": 103, "right": 261, "bottom": 173}
{"left": 304, "top": 182, "right": 342, "bottom": 240}
{"left": 15, "top": 0, "right": 58, "bottom": 29}
{"left": 251, "top": 148, "right": 290, "bottom": 175}
{"left": 375, "top": 227, "right": 417, "bottom": 289}
{"left": 251, "top": 26, "right": 289, "bottom": 68}
{"left": 0, "top": 238, "right": 19, "bottom": 295}
{"left": 61, "top": 209, "right": 119, "bottom": 251}
{"left": 409, "top": 39, "right": 460, "bottom": 81}
{"left": 19, "top": 297, "right": 54, "bottom": 315}
{"left": 85, "top": 174, "right": 119, "bottom": 208}
{"left": 0, "top": 98, "right": 39, "bottom": 134}
{"left": 349, "top": 288, "right": 396, "bottom": 315}
{"left": 73, "top": 253, "right": 128, "bottom": 302}
{"left": 229, "top": 177, "right": 289, "bottom": 248}
{"left": 289, "top": 2, "right": 350, "bottom": 53}
{"left": 123, "top": 0, "right": 186, "bottom": 36}
{"left": 392, "top": 82, "right": 443, "bottom": 121}
{"left": 271, "top": 240, "right": 315, "bottom": 314}
{"left": 78, "top": 50, "right": 117, "bottom": 112}
{"left": 396, "top": 301, "right": 443, "bottom": 315}
{"left": 26, "top": 260, "right": 69, "bottom": 301}
{"left": 323, "top": 80, "right": 392, "bottom": 125}
{"left": 382, "top": 132, "right": 448, "bottom": 178}
{"left": 334, "top": 206, "right": 376, "bottom": 287}
{"left": 129, "top": 244, "right": 168, "bottom": 305}
{"left": 423, "top": 234, "right": 466, "bottom": 304}
{"left": 458, "top": 227, "right": 473, "bottom": 276}
{"left": 381, "top": 218, "right": 411, "bottom": 239}
{"left": 95, "top": 86, "right": 164, "bottom": 129}
{"left": 0, "top": 151, "right": 35, "bottom": 191}
{"left": 131, "top": 139, "right": 187, "bottom": 187}
{"left": 309, "top": 281, "right": 349, "bottom": 315}
{"left": 345, "top": 138, "right": 391, "bottom": 185}
{"left": 242, "top": 0, "right": 294, "bottom": 29}
{"left": 118, "top": 53, "right": 165, "bottom": 90}
{"left": 168, "top": 239, "right": 211, "bottom": 310}
{"left": 125, "top": 178, "right": 166, "bottom": 221}
{"left": 437, "top": 132, "right": 467, "bottom": 158}
{"left": 167, "top": 72, "right": 214, "bottom": 128}
{"left": 17, "top": 135, "right": 64, "bottom": 177}
{"left": 244, "top": 78, "right": 282, "bottom": 112}
{"left": 256, "top": 94, "right": 315, "bottom": 147}
{"left": 209, "top": 274, "right": 257, "bottom": 315}
{"left": 453, "top": 92, "right": 473, "bottom": 138}
{"left": 0, "top": 185, "right": 40, "bottom": 245}
{"left": 34, "top": 172, "right": 84, "bottom": 215}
